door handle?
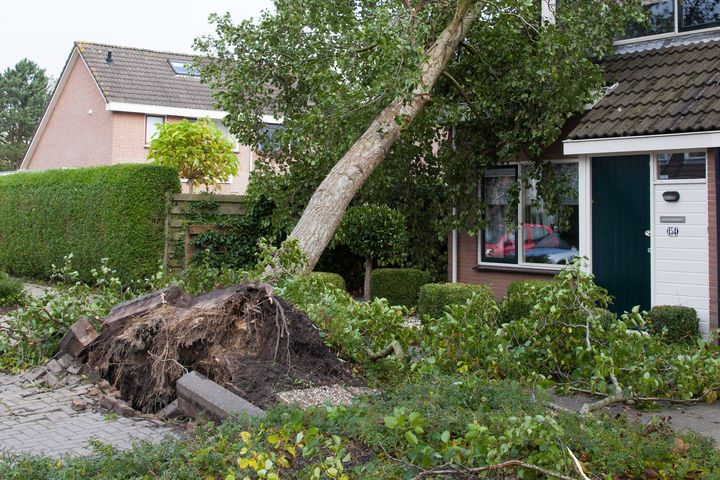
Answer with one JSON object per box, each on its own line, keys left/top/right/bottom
{"left": 644, "top": 230, "right": 651, "bottom": 237}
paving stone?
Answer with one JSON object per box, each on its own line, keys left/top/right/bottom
{"left": 0, "top": 372, "right": 177, "bottom": 456}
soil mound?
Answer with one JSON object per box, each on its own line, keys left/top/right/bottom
{"left": 84, "top": 282, "right": 357, "bottom": 412}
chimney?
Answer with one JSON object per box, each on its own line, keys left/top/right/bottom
{"left": 106, "top": 50, "right": 113, "bottom": 63}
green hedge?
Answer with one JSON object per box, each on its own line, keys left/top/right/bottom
{"left": 0, "top": 165, "right": 180, "bottom": 282}
{"left": 371, "top": 268, "right": 431, "bottom": 307}
{"left": 418, "top": 282, "right": 494, "bottom": 319}
{"left": 646, "top": 305, "right": 700, "bottom": 344}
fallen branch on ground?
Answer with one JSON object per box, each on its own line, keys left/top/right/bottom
{"left": 411, "top": 460, "right": 579, "bottom": 480}
{"left": 366, "top": 340, "right": 405, "bottom": 363}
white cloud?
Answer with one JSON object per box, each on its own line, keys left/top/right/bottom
{"left": 0, "top": 0, "right": 275, "bottom": 77}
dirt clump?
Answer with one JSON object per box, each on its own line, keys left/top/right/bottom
{"left": 83, "top": 282, "right": 357, "bottom": 412}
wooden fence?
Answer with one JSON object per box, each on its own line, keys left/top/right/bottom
{"left": 163, "top": 193, "right": 246, "bottom": 272}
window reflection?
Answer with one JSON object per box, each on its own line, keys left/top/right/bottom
{"left": 623, "top": 0, "right": 675, "bottom": 39}
{"left": 657, "top": 151, "right": 706, "bottom": 180}
{"left": 681, "top": 0, "right": 720, "bottom": 30}
{"left": 523, "top": 164, "right": 580, "bottom": 265}
{"left": 482, "top": 167, "right": 518, "bottom": 263}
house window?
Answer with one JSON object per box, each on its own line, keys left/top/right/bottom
{"left": 257, "top": 123, "right": 283, "bottom": 153}
{"left": 212, "top": 120, "right": 240, "bottom": 152}
{"left": 656, "top": 151, "right": 707, "bottom": 180}
{"left": 169, "top": 60, "right": 200, "bottom": 76}
{"left": 481, "top": 167, "right": 518, "bottom": 263}
{"left": 680, "top": 0, "right": 720, "bottom": 30}
{"left": 621, "top": 0, "right": 720, "bottom": 40}
{"left": 145, "top": 115, "right": 164, "bottom": 144}
{"left": 481, "top": 163, "right": 580, "bottom": 267}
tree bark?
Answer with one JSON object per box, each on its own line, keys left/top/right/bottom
{"left": 363, "top": 257, "right": 373, "bottom": 301}
{"left": 290, "top": 0, "right": 484, "bottom": 270}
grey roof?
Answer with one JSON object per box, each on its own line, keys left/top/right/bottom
{"left": 568, "top": 35, "right": 720, "bottom": 140}
{"left": 76, "top": 41, "right": 217, "bottom": 110}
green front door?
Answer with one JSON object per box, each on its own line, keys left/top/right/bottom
{"left": 592, "top": 156, "right": 651, "bottom": 314}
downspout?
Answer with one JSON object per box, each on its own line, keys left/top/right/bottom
{"left": 452, "top": 209, "right": 458, "bottom": 283}
{"left": 715, "top": 148, "right": 720, "bottom": 336}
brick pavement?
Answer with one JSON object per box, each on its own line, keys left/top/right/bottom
{"left": 0, "top": 373, "right": 176, "bottom": 456}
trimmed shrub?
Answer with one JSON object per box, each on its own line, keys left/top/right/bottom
{"left": 307, "top": 272, "right": 346, "bottom": 291}
{"left": 418, "top": 282, "right": 494, "bottom": 319}
{"left": 500, "top": 279, "right": 555, "bottom": 323}
{"left": 371, "top": 268, "right": 431, "bottom": 307}
{"left": 646, "top": 305, "right": 700, "bottom": 344}
{"left": 0, "top": 271, "right": 24, "bottom": 306}
{"left": 0, "top": 165, "right": 180, "bottom": 282}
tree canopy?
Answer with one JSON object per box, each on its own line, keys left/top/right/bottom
{"left": 147, "top": 119, "right": 238, "bottom": 192}
{"left": 196, "top": 0, "right": 643, "bottom": 270}
{"left": 0, "top": 59, "right": 50, "bottom": 171}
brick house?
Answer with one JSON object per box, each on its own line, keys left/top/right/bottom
{"left": 20, "top": 41, "right": 280, "bottom": 194}
{"left": 450, "top": 2, "right": 720, "bottom": 334}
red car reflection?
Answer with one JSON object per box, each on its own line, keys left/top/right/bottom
{"left": 484, "top": 224, "right": 554, "bottom": 258}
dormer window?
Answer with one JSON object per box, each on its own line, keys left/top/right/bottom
{"left": 168, "top": 60, "right": 199, "bottom": 76}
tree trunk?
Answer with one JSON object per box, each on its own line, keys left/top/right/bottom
{"left": 290, "top": 0, "right": 483, "bottom": 270}
{"left": 363, "top": 257, "right": 373, "bottom": 301}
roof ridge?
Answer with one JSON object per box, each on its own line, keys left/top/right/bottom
{"left": 75, "top": 41, "right": 199, "bottom": 59}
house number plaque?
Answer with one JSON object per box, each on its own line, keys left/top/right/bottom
{"left": 666, "top": 226, "right": 679, "bottom": 237}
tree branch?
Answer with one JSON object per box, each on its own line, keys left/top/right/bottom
{"left": 441, "top": 70, "right": 482, "bottom": 121}
{"left": 413, "top": 460, "right": 579, "bottom": 480}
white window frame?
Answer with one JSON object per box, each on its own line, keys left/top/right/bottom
{"left": 476, "top": 157, "right": 589, "bottom": 272}
{"left": 145, "top": 115, "right": 165, "bottom": 146}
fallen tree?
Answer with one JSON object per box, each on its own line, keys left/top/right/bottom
{"left": 198, "top": 0, "right": 642, "bottom": 270}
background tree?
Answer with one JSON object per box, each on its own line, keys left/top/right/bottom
{"left": 147, "top": 119, "right": 238, "bottom": 192}
{"left": 335, "top": 204, "right": 409, "bottom": 300}
{"left": 197, "top": 0, "right": 644, "bottom": 270}
{"left": 0, "top": 59, "right": 50, "bottom": 171}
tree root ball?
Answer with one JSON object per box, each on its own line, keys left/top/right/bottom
{"left": 83, "top": 282, "right": 357, "bottom": 412}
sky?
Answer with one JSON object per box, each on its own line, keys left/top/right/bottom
{"left": 0, "top": 0, "right": 275, "bottom": 78}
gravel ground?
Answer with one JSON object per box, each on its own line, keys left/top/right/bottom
{"left": 277, "top": 385, "right": 376, "bottom": 408}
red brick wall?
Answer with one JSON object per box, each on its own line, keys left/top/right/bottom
{"left": 25, "top": 57, "right": 113, "bottom": 170}
{"left": 708, "top": 148, "right": 718, "bottom": 332}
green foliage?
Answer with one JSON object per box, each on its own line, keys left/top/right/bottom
{"left": 499, "top": 279, "right": 554, "bottom": 323}
{"left": 0, "top": 256, "right": 168, "bottom": 371}
{"left": 278, "top": 274, "right": 413, "bottom": 372}
{"left": 0, "top": 164, "right": 179, "bottom": 282}
{"left": 418, "top": 283, "right": 495, "bottom": 320}
{"left": 335, "top": 204, "right": 408, "bottom": 266}
{"left": 147, "top": 118, "right": 238, "bottom": 191}
{"left": 4, "top": 376, "right": 720, "bottom": 479}
{"left": 307, "top": 272, "right": 346, "bottom": 291}
{"left": 188, "top": 192, "right": 278, "bottom": 270}
{"left": 0, "top": 59, "right": 50, "bottom": 171}
{"left": 0, "top": 271, "right": 25, "bottom": 307}
{"left": 646, "top": 305, "right": 700, "bottom": 344}
{"left": 370, "top": 268, "right": 431, "bottom": 307}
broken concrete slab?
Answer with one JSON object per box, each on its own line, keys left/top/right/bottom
{"left": 58, "top": 317, "right": 99, "bottom": 357}
{"left": 103, "top": 285, "right": 190, "bottom": 326}
{"left": 176, "top": 371, "right": 265, "bottom": 421}
{"left": 157, "top": 399, "right": 182, "bottom": 420}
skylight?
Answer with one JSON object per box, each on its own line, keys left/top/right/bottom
{"left": 169, "top": 60, "right": 199, "bottom": 76}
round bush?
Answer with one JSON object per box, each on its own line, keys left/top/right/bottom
{"left": 0, "top": 271, "right": 24, "bottom": 306}
{"left": 307, "top": 272, "right": 346, "bottom": 291}
{"left": 371, "top": 268, "right": 431, "bottom": 307}
{"left": 418, "top": 283, "right": 494, "bottom": 319}
{"left": 646, "top": 305, "right": 700, "bottom": 344}
{"left": 500, "top": 279, "right": 555, "bottom": 323}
